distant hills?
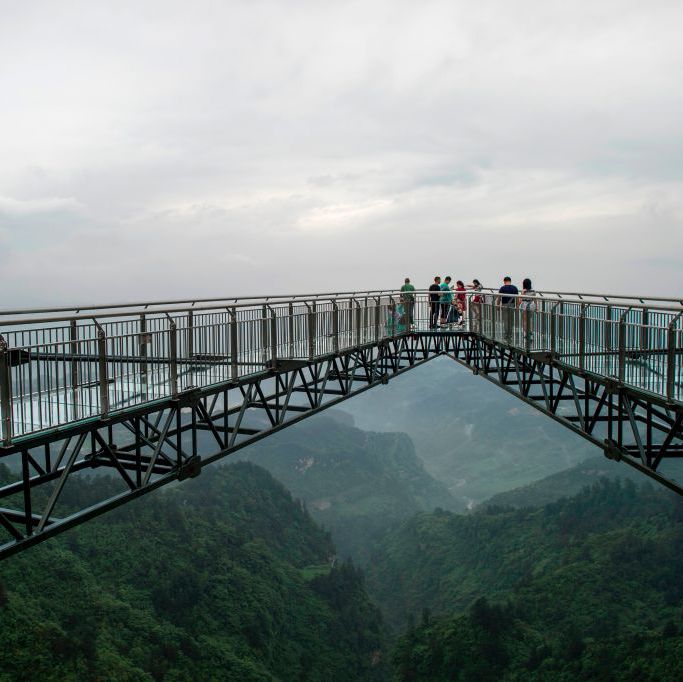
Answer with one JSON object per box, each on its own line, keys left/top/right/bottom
{"left": 344, "top": 357, "right": 596, "bottom": 506}
{"left": 236, "top": 412, "right": 459, "bottom": 563}
{"left": 481, "top": 454, "right": 643, "bottom": 509}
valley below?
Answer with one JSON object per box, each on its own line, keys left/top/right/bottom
{"left": 1, "top": 362, "right": 682, "bottom": 680}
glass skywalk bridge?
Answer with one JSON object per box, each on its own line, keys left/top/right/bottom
{"left": 1, "top": 293, "right": 423, "bottom": 441}
{"left": 473, "top": 295, "right": 683, "bottom": 404}
{"left": 0, "top": 288, "right": 681, "bottom": 558}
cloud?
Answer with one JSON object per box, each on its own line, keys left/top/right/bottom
{"left": 0, "top": 0, "right": 682, "bottom": 304}
{"left": 296, "top": 198, "right": 394, "bottom": 232}
{"left": 0, "top": 195, "right": 84, "bottom": 217}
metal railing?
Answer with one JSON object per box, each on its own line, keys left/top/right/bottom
{"left": 0, "top": 294, "right": 412, "bottom": 442}
{"left": 0, "top": 289, "right": 681, "bottom": 444}
{"left": 470, "top": 292, "right": 683, "bottom": 405}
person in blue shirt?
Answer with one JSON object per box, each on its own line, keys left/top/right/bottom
{"left": 498, "top": 276, "right": 519, "bottom": 305}
{"left": 439, "top": 276, "right": 453, "bottom": 325}
{"left": 498, "top": 276, "right": 519, "bottom": 341}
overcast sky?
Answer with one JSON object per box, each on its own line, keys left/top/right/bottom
{"left": 1, "top": 0, "right": 682, "bottom": 305}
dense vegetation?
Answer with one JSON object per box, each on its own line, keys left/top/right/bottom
{"left": 0, "top": 462, "right": 387, "bottom": 681}
{"left": 368, "top": 479, "right": 683, "bottom": 629}
{"left": 2, "top": 396, "right": 683, "bottom": 680}
{"left": 237, "top": 413, "right": 457, "bottom": 562}
{"left": 382, "top": 479, "right": 683, "bottom": 679}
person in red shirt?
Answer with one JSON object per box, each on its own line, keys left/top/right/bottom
{"left": 455, "top": 280, "right": 467, "bottom": 327}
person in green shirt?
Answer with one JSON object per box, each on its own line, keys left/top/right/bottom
{"left": 400, "top": 277, "right": 416, "bottom": 327}
{"left": 439, "top": 276, "right": 453, "bottom": 325}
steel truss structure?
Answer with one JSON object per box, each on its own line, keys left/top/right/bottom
{"left": 0, "top": 334, "right": 450, "bottom": 559}
{"left": 0, "top": 288, "right": 682, "bottom": 560}
{"left": 446, "top": 337, "right": 683, "bottom": 494}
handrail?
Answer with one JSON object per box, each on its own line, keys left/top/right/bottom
{"left": 504, "top": 289, "right": 683, "bottom": 306}
{"left": 0, "top": 295, "right": 396, "bottom": 327}
{"left": 0, "top": 290, "right": 680, "bottom": 330}
{"left": 462, "top": 290, "right": 683, "bottom": 314}
{"left": 0, "top": 290, "right": 682, "bottom": 329}
{"left": 0, "top": 289, "right": 399, "bottom": 318}
{"left": 0, "top": 286, "right": 679, "bottom": 321}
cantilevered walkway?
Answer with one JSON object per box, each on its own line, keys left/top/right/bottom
{"left": 0, "top": 288, "right": 681, "bottom": 558}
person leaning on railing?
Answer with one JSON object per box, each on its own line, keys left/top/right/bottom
{"left": 468, "top": 279, "right": 483, "bottom": 332}
{"left": 519, "top": 278, "right": 536, "bottom": 341}
{"left": 498, "top": 276, "right": 519, "bottom": 342}
{"left": 400, "top": 277, "right": 416, "bottom": 328}
{"left": 519, "top": 278, "right": 536, "bottom": 310}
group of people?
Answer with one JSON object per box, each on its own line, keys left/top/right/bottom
{"left": 396, "top": 276, "right": 536, "bottom": 331}
{"left": 423, "top": 275, "right": 477, "bottom": 329}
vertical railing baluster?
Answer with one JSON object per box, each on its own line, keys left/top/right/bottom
{"left": 666, "top": 313, "right": 683, "bottom": 402}
{"left": 307, "top": 302, "right": 316, "bottom": 360}
{"left": 355, "top": 299, "right": 362, "bottom": 345}
{"left": 558, "top": 302, "right": 565, "bottom": 353}
{"left": 492, "top": 298, "right": 498, "bottom": 343}
{"left": 261, "top": 304, "right": 269, "bottom": 365}
{"left": 168, "top": 318, "right": 178, "bottom": 398}
{"left": 604, "top": 305, "right": 612, "bottom": 375}
{"left": 389, "top": 296, "right": 397, "bottom": 338}
{"left": 187, "top": 309, "right": 194, "bottom": 360}
{"left": 94, "top": 321, "right": 110, "bottom": 416}
{"left": 579, "top": 303, "right": 586, "bottom": 372}
{"left": 641, "top": 307, "right": 649, "bottom": 353}
{"left": 349, "top": 299, "right": 356, "bottom": 344}
{"left": 618, "top": 308, "right": 630, "bottom": 385}
{"left": 0, "top": 335, "right": 12, "bottom": 445}
{"left": 229, "top": 307, "right": 238, "bottom": 380}
{"left": 288, "top": 302, "right": 294, "bottom": 358}
{"left": 550, "top": 302, "right": 559, "bottom": 356}
{"left": 525, "top": 299, "right": 532, "bottom": 352}
{"left": 374, "top": 296, "right": 381, "bottom": 341}
{"left": 269, "top": 306, "right": 277, "bottom": 369}
{"left": 333, "top": 301, "right": 339, "bottom": 353}
{"left": 139, "top": 314, "right": 148, "bottom": 393}
{"left": 70, "top": 319, "right": 79, "bottom": 419}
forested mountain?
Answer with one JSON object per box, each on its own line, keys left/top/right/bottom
{"left": 237, "top": 413, "right": 458, "bottom": 562}
{"left": 366, "top": 479, "right": 683, "bottom": 637}
{"left": 0, "top": 462, "right": 387, "bottom": 681}
{"left": 2, "top": 396, "right": 682, "bottom": 680}
{"left": 345, "top": 358, "right": 595, "bottom": 506}
{"left": 391, "top": 480, "right": 683, "bottom": 679}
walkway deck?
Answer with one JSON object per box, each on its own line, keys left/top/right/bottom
{"left": 1, "top": 290, "right": 681, "bottom": 443}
